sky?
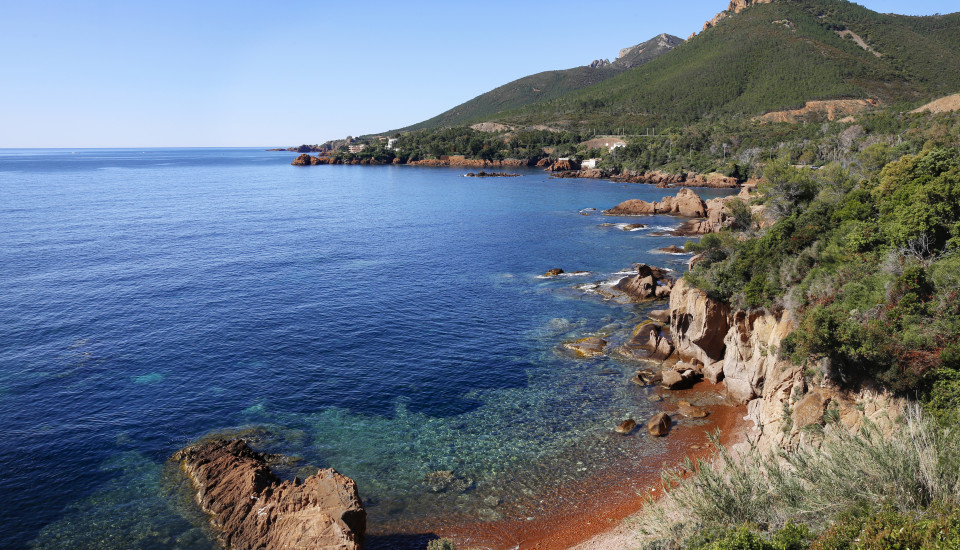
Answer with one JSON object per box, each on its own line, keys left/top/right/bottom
{"left": 1, "top": 0, "right": 957, "bottom": 148}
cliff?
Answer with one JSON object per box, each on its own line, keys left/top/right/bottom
{"left": 667, "top": 279, "right": 902, "bottom": 456}
{"left": 173, "top": 439, "right": 366, "bottom": 550}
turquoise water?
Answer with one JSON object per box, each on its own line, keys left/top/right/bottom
{"left": 0, "top": 148, "right": 732, "bottom": 548}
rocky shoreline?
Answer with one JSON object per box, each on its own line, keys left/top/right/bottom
{"left": 289, "top": 152, "right": 747, "bottom": 190}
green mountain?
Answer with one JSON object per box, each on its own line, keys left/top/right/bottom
{"left": 429, "top": 0, "right": 960, "bottom": 132}
{"left": 397, "top": 33, "right": 683, "bottom": 132}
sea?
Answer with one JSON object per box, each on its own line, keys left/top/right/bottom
{"left": 0, "top": 148, "right": 735, "bottom": 549}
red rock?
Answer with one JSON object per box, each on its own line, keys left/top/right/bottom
{"left": 173, "top": 439, "right": 365, "bottom": 550}
{"left": 604, "top": 189, "right": 707, "bottom": 217}
{"left": 291, "top": 153, "right": 313, "bottom": 166}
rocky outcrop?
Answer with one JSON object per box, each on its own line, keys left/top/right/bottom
{"left": 547, "top": 158, "right": 581, "bottom": 172}
{"left": 407, "top": 157, "right": 531, "bottom": 168}
{"left": 613, "top": 264, "right": 675, "bottom": 301}
{"left": 665, "top": 275, "right": 904, "bottom": 456}
{"left": 676, "top": 187, "right": 764, "bottom": 236}
{"left": 620, "top": 321, "right": 675, "bottom": 362}
{"left": 550, "top": 168, "right": 609, "bottom": 179}
{"left": 464, "top": 171, "right": 520, "bottom": 178}
{"left": 173, "top": 439, "right": 365, "bottom": 550}
{"left": 609, "top": 171, "right": 739, "bottom": 188}
{"left": 604, "top": 188, "right": 708, "bottom": 217}
{"left": 669, "top": 279, "right": 730, "bottom": 381}
{"left": 703, "top": 0, "right": 774, "bottom": 31}
{"left": 721, "top": 309, "right": 795, "bottom": 403}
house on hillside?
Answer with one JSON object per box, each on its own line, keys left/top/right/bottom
{"left": 348, "top": 144, "right": 367, "bottom": 154}
{"left": 581, "top": 158, "right": 600, "bottom": 169}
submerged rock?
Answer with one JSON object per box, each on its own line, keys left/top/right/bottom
{"left": 678, "top": 403, "right": 709, "bottom": 418}
{"left": 173, "top": 439, "right": 365, "bottom": 550}
{"left": 616, "top": 418, "right": 637, "bottom": 434}
{"left": 564, "top": 337, "right": 608, "bottom": 357}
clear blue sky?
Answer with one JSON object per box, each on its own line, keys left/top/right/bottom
{"left": 1, "top": 0, "right": 956, "bottom": 148}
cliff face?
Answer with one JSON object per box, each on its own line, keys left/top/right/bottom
{"left": 668, "top": 278, "right": 902, "bottom": 455}
{"left": 173, "top": 439, "right": 366, "bottom": 550}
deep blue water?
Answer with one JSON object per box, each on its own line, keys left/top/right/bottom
{"left": 0, "top": 148, "right": 733, "bottom": 548}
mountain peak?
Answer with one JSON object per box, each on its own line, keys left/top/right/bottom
{"left": 614, "top": 33, "right": 684, "bottom": 69}
{"left": 703, "top": 0, "right": 774, "bottom": 31}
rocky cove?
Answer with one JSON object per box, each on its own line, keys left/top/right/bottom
{"left": 165, "top": 178, "right": 901, "bottom": 550}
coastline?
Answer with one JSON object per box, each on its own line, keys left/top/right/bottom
{"left": 288, "top": 152, "right": 742, "bottom": 189}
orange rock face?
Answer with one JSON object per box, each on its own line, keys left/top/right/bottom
{"left": 173, "top": 439, "right": 366, "bottom": 550}
{"left": 604, "top": 188, "right": 708, "bottom": 217}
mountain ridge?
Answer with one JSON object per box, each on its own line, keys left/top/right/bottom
{"left": 394, "top": 33, "right": 683, "bottom": 132}
{"left": 397, "top": 0, "right": 960, "bottom": 134}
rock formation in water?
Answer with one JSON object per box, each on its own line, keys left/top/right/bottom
{"left": 606, "top": 187, "right": 764, "bottom": 236}
{"left": 613, "top": 264, "right": 675, "bottom": 301}
{"left": 604, "top": 188, "right": 708, "bottom": 217}
{"left": 173, "top": 439, "right": 366, "bottom": 550}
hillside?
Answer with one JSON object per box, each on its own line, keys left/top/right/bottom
{"left": 396, "top": 33, "right": 682, "bottom": 132}
{"left": 468, "top": 0, "right": 960, "bottom": 131}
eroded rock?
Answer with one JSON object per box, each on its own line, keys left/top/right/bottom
{"left": 173, "top": 439, "right": 365, "bottom": 550}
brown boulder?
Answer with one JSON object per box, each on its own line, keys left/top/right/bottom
{"left": 648, "top": 412, "right": 672, "bottom": 436}
{"left": 291, "top": 153, "right": 313, "bottom": 166}
{"left": 173, "top": 439, "right": 365, "bottom": 550}
{"left": 613, "top": 264, "right": 674, "bottom": 301}
{"left": 616, "top": 419, "right": 637, "bottom": 434}
{"left": 544, "top": 268, "right": 564, "bottom": 277}
{"left": 660, "top": 369, "right": 687, "bottom": 389}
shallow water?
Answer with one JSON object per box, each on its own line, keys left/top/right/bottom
{"left": 0, "top": 149, "right": 733, "bottom": 548}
